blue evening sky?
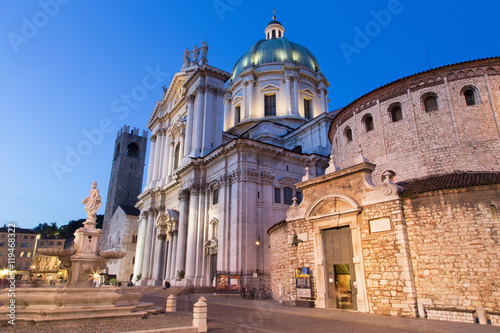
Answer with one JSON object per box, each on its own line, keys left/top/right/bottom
{"left": 1, "top": 0, "right": 498, "bottom": 229}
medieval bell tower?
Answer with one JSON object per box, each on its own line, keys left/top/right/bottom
{"left": 101, "top": 125, "right": 148, "bottom": 247}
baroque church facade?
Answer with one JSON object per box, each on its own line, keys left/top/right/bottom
{"left": 133, "top": 17, "right": 332, "bottom": 286}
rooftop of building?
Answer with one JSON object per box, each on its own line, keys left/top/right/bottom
{"left": 0, "top": 226, "right": 37, "bottom": 234}
{"left": 398, "top": 171, "right": 500, "bottom": 195}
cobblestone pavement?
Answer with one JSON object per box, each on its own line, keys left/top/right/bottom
{"left": 140, "top": 293, "right": 500, "bottom": 333}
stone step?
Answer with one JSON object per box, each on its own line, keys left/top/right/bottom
{"left": 18, "top": 311, "right": 148, "bottom": 326}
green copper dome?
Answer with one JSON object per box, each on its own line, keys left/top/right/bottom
{"left": 231, "top": 37, "right": 321, "bottom": 80}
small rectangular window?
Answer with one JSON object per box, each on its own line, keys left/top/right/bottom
{"left": 235, "top": 106, "right": 241, "bottom": 124}
{"left": 21, "top": 242, "right": 27, "bottom": 248}
{"left": 213, "top": 189, "right": 219, "bottom": 205}
{"left": 265, "top": 95, "right": 276, "bottom": 116}
{"left": 132, "top": 257, "right": 135, "bottom": 265}
{"left": 20, "top": 252, "right": 25, "bottom": 257}
{"left": 304, "top": 99, "right": 312, "bottom": 120}
{"left": 284, "top": 187, "right": 294, "bottom": 205}
{"left": 274, "top": 188, "right": 281, "bottom": 204}
{"left": 48, "top": 241, "right": 54, "bottom": 246}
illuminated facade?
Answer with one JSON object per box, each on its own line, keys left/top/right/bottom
{"left": 133, "top": 17, "right": 332, "bottom": 286}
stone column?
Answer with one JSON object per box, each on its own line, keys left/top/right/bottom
{"left": 285, "top": 75, "right": 291, "bottom": 115}
{"left": 141, "top": 210, "right": 155, "bottom": 284}
{"left": 192, "top": 87, "right": 205, "bottom": 158}
{"left": 133, "top": 213, "right": 147, "bottom": 283}
{"left": 184, "top": 95, "right": 195, "bottom": 157}
{"left": 224, "top": 95, "right": 232, "bottom": 130}
{"left": 179, "top": 128, "right": 185, "bottom": 161}
{"left": 152, "top": 233, "right": 166, "bottom": 285}
{"left": 161, "top": 133, "right": 171, "bottom": 184}
{"left": 165, "top": 230, "right": 174, "bottom": 280}
{"left": 167, "top": 140, "right": 175, "bottom": 180}
{"left": 195, "top": 186, "right": 207, "bottom": 285}
{"left": 247, "top": 80, "right": 254, "bottom": 120}
{"left": 170, "top": 230, "right": 178, "bottom": 280}
{"left": 242, "top": 81, "right": 247, "bottom": 120}
{"left": 146, "top": 136, "right": 156, "bottom": 186}
{"left": 174, "top": 190, "right": 190, "bottom": 280}
{"left": 292, "top": 75, "right": 299, "bottom": 116}
{"left": 156, "top": 130, "right": 166, "bottom": 181}
{"left": 185, "top": 185, "right": 200, "bottom": 279}
{"left": 320, "top": 88, "right": 326, "bottom": 115}
{"left": 229, "top": 174, "right": 240, "bottom": 272}
{"left": 217, "top": 177, "right": 228, "bottom": 271}
{"left": 151, "top": 132, "right": 163, "bottom": 183}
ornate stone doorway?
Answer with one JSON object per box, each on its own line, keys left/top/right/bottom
{"left": 323, "top": 226, "right": 357, "bottom": 310}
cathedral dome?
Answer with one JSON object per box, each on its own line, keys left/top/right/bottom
{"left": 230, "top": 18, "right": 321, "bottom": 80}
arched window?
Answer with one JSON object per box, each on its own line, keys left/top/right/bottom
{"left": 422, "top": 94, "right": 439, "bottom": 112}
{"left": 389, "top": 104, "right": 403, "bottom": 122}
{"left": 464, "top": 89, "right": 476, "bottom": 106}
{"left": 491, "top": 205, "right": 498, "bottom": 222}
{"left": 131, "top": 234, "right": 138, "bottom": 244}
{"left": 127, "top": 142, "right": 139, "bottom": 157}
{"left": 344, "top": 126, "right": 353, "bottom": 142}
{"left": 114, "top": 143, "right": 120, "bottom": 160}
{"left": 462, "top": 86, "right": 480, "bottom": 106}
{"left": 278, "top": 30, "right": 282, "bottom": 38}
{"left": 272, "top": 30, "right": 276, "bottom": 38}
{"left": 283, "top": 187, "right": 294, "bottom": 205}
{"left": 173, "top": 143, "right": 180, "bottom": 170}
{"left": 363, "top": 114, "right": 374, "bottom": 132}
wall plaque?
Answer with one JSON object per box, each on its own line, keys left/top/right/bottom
{"left": 369, "top": 218, "right": 391, "bottom": 233}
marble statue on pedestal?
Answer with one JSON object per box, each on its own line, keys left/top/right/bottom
{"left": 192, "top": 45, "right": 200, "bottom": 65}
{"left": 82, "top": 181, "right": 101, "bottom": 220}
{"left": 199, "top": 41, "right": 208, "bottom": 65}
{"left": 183, "top": 47, "right": 191, "bottom": 68}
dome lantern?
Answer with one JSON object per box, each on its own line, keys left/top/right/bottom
{"left": 265, "top": 10, "right": 284, "bottom": 40}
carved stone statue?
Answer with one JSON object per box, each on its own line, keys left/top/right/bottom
{"left": 82, "top": 181, "right": 102, "bottom": 220}
{"left": 191, "top": 45, "right": 200, "bottom": 65}
{"left": 199, "top": 41, "right": 208, "bottom": 66}
{"left": 182, "top": 47, "right": 191, "bottom": 68}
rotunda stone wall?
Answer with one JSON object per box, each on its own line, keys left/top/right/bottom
{"left": 329, "top": 58, "right": 500, "bottom": 184}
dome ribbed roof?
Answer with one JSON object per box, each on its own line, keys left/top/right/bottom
{"left": 230, "top": 37, "right": 320, "bottom": 80}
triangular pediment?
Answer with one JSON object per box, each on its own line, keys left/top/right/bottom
{"left": 260, "top": 84, "right": 280, "bottom": 92}
{"left": 147, "top": 72, "right": 188, "bottom": 127}
{"left": 301, "top": 88, "right": 315, "bottom": 97}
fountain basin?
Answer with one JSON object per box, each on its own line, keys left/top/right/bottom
{"left": 99, "top": 251, "right": 127, "bottom": 259}
{"left": 38, "top": 248, "right": 76, "bottom": 257}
